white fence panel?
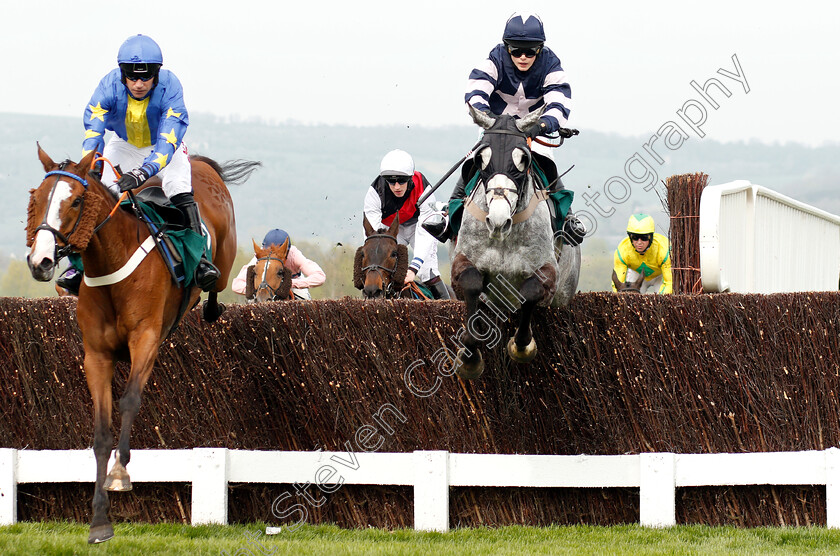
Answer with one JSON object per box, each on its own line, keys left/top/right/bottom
{"left": 3, "top": 447, "right": 840, "bottom": 531}
{"left": 700, "top": 181, "right": 840, "bottom": 293}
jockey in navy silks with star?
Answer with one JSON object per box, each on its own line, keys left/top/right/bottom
{"left": 423, "top": 12, "right": 586, "bottom": 246}
{"left": 57, "top": 34, "right": 219, "bottom": 295}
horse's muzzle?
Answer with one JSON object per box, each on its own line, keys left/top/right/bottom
{"left": 485, "top": 216, "right": 512, "bottom": 239}
{"left": 363, "top": 285, "right": 385, "bottom": 299}
{"left": 27, "top": 254, "right": 56, "bottom": 282}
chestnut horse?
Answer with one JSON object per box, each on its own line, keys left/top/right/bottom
{"left": 25, "top": 145, "right": 259, "bottom": 544}
{"left": 245, "top": 237, "right": 294, "bottom": 302}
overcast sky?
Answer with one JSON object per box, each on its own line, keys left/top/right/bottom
{"left": 3, "top": 1, "right": 838, "bottom": 146}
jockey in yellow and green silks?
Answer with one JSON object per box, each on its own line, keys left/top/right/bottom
{"left": 612, "top": 213, "right": 673, "bottom": 294}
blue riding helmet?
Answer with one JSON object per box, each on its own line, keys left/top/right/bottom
{"left": 263, "top": 229, "right": 290, "bottom": 248}
{"left": 117, "top": 34, "right": 163, "bottom": 65}
{"left": 503, "top": 12, "right": 545, "bottom": 48}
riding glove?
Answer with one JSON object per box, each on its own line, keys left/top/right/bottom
{"left": 117, "top": 167, "right": 150, "bottom": 192}
{"left": 527, "top": 117, "right": 550, "bottom": 140}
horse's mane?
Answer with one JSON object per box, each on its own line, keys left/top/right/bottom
{"left": 190, "top": 155, "right": 262, "bottom": 186}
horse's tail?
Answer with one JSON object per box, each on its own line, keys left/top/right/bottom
{"left": 191, "top": 155, "right": 262, "bottom": 186}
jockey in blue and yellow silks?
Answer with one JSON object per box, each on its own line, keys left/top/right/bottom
{"left": 613, "top": 213, "right": 673, "bottom": 294}
{"left": 58, "top": 34, "right": 219, "bottom": 295}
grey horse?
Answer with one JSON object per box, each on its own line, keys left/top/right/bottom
{"left": 450, "top": 105, "right": 581, "bottom": 379}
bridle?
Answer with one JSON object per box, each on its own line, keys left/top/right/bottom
{"left": 33, "top": 162, "right": 89, "bottom": 259}
{"left": 33, "top": 157, "right": 122, "bottom": 261}
{"left": 361, "top": 233, "right": 399, "bottom": 298}
{"left": 254, "top": 254, "right": 288, "bottom": 301}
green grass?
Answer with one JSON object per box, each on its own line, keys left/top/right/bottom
{"left": 2, "top": 522, "right": 840, "bottom": 555}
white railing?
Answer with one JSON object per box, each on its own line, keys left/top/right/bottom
{"left": 3, "top": 448, "right": 840, "bottom": 531}
{"left": 699, "top": 180, "right": 840, "bottom": 293}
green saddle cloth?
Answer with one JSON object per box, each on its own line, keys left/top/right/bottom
{"left": 448, "top": 159, "right": 574, "bottom": 238}
{"left": 68, "top": 200, "right": 211, "bottom": 289}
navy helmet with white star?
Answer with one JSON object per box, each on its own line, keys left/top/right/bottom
{"left": 503, "top": 12, "right": 545, "bottom": 48}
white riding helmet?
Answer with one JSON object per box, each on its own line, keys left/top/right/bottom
{"left": 379, "top": 149, "right": 415, "bottom": 177}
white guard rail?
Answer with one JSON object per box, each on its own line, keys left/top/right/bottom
{"left": 3, "top": 448, "right": 840, "bottom": 531}
{"left": 699, "top": 180, "right": 840, "bottom": 293}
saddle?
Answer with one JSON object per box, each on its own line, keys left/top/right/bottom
{"left": 124, "top": 186, "right": 207, "bottom": 288}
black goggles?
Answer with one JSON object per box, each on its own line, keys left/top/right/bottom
{"left": 628, "top": 233, "right": 652, "bottom": 242}
{"left": 384, "top": 176, "right": 409, "bottom": 185}
{"left": 125, "top": 73, "right": 154, "bottom": 82}
{"left": 507, "top": 45, "right": 541, "bottom": 58}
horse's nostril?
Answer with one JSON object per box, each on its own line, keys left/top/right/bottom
{"left": 38, "top": 258, "right": 54, "bottom": 271}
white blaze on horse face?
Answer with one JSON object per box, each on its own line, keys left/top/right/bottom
{"left": 29, "top": 180, "right": 73, "bottom": 267}
{"left": 485, "top": 174, "right": 518, "bottom": 238}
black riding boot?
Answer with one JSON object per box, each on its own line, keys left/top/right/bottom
{"left": 562, "top": 211, "right": 587, "bottom": 246}
{"left": 422, "top": 176, "right": 467, "bottom": 243}
{"left": 171, "top": 192, "right": 221, "bottom": 291}
{"left": 424, "top": 276, "right": 451, "bottom": 300}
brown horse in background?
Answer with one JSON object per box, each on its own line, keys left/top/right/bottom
{"left": 245, "top": 237, "right": 294, "bottom": 302}
{"left": 612, "top": 270, "right": 646, "bottom": 293}
{"left": 26, "top": 145, "right": 259, "bottom": 543}
{"left": 353, "top": 215, "right": 409, "bottom": 299}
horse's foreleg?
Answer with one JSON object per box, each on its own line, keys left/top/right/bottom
{"left": 202, "top": 290, "right": 225, "bottom": 322}
{"left": 452, "top": 262, "right": 485, "bottom": 379}
{"left": 508, "top": 263, "right": 557, "bottom": 363}
{"left": 106, "top": 331, "right": 160, "bottom": 492}
{"left": 85, "top": 352, "right": 115, "bottom": 544}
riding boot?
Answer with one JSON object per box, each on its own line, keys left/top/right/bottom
{"left": 422, "top": 176, "right": 467, "bottom": 243}
{"left": 424, "top": 276, "right": 451, "bottom": 300}
{"left": 171, "top": 192, "right": 221, "bottom": 291}
{"left": 56, "top": 266, "right": 83, "bottom": 295}
{"left": 562, "top": 211, "right": 587, "bottom": 246}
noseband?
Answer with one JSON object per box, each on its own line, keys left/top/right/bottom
{"left": 34, "top": 162, "right": 89, "bottom": 259}
{"left": 361, "top": 233, "right": 399, "bottom": 297}
{"left": 254, "top": 255, "right": 288, "bottom": 301}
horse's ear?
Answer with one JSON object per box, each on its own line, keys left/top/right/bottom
{"left": 277, "top": 237, "right": 291, "bottom": 261}
{"left": 468, "top": 103, "right": 495, "bottom": 130}
{"left": 611, "top": 270, "right": 623, "bottom": 291}
{"left": 37, "top": 142, "right": 56, "bottom": 172}
{"left": 515, "top": 106, "right": 545, "bottom": 134}
{"left": 632, "top": 271, "right": 646, "bottom": 289}
{"left": 79, "top": 150, "right": 97, "bottom": 177}
{"left": 387, "top": 215, "right": 400, "bottom": 238}
{"left": 363, "top": 214, "right": 375, "bottom": 237}
{"left": 252, "top": 238, "right": 262, "bottom": 255}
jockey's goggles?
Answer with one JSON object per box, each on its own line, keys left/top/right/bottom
{"left": 628, "top": 232, "right": 652, "bottom": 242}
{"left": 507, "top": 45, "right": 541, "bottom": 58}
{"left": 125, "top": 72, "right": 154, "bottom": 82}
{"left": 384, "top": 176, "right": 410, "bottom": 185}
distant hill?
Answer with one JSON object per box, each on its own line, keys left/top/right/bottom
{"left": 4, "top": 112, "right": 839, "bottom": 265}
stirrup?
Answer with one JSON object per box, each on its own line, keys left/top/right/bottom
{"left": 57, "top": 268, "right": 82, "bottom": 295}
{"left": 562, "top": 215, "right": 586, "bottom": 246}
{"left": 195, "top": 259, "right": 220, "bottom": 291}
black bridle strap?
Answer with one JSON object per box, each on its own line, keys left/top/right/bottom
{"left": 255, "top": 255, "right": 287, "bottom": 300}
{"left": 34, "top": 166, "right": 89, "bottom": 258}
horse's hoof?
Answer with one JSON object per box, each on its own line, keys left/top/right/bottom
{"left": 455, "top": 349, "right": 484, "bottom": 380}
{"left": 104, "top": 462, "right": 132, "bottom": 492}
{"left": 88, "top": 523, "right": 114, "bottom": 544}
{"left": 202, "top": 300, "right": 225, "bottom": 322}
{"left": 507, "top": 336, "right": 537, "bottom": 363}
